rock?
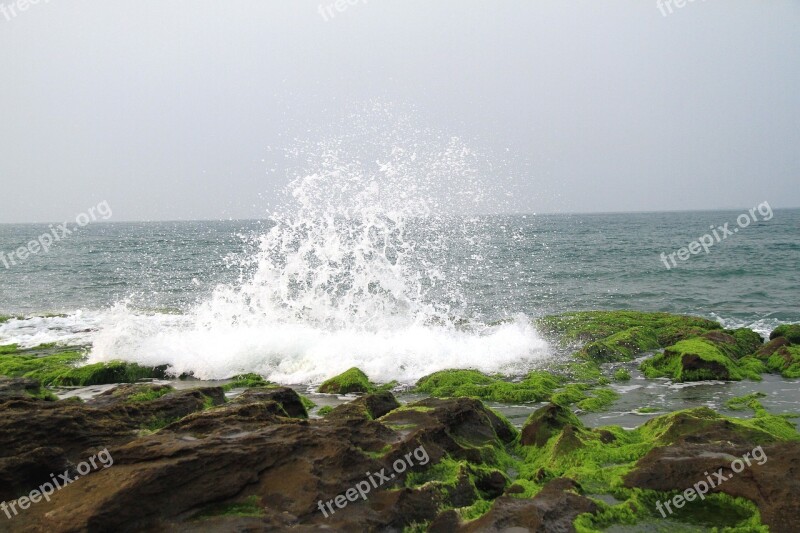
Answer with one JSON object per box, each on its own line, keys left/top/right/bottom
{"left": 0, "top": 385, "right": 225, "bottom": 503}
{"left": 536, "top": 310, "right": 722, "bottom": 347}
{"left": 640, "top": 337, "right": 763, "bottom": 382}
{"left": 580, "top": 326, "right": 660, "bottom": 362}
{"left": 326, "top": 390, "right": 400, "bottom": 420}
{"left": 318, "top": 367, "right": 374, "bottom": 394}
{"left": 0, "top": 377, "right": 52, "bottom": 400}
{"left": 754, "top": 336, "right": 800, "bottom": 378}
{"left": 429, "top": 478, "right": 597, "bottom": 532}
{"left": 232, "top": 386, "right": 309, "bottom": 418}
{"left": 7, "top": 394, "right": 519, "bottom": 532}
{"left": 624, "top": 441, "right": 800, "bottom": 532}
{"left": 520, "top": 403, "right": 583, "bottom": 447}
{"left": 415, "top": 369, "right": 563, "bottom": 403}
{"left": 770, "top": 323, "right": 800, "bottom": 344}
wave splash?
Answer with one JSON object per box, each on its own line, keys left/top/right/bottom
{"left": 90, "top": 115, "right": 550, "bottom": 383}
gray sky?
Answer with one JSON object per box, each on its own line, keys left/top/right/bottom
{"left": 1, "top": 0, "right": 798, "bottom": 222}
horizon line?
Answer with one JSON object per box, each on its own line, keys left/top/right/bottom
{"left": 0, "top": 205, "right": 797, "bottom": 225}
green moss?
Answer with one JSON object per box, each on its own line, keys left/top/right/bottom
{"left": 201, "top": 394, "right": 217, "bottom": 410}
{"left": 725, "top": 392, "right": 768, "bottom": 413}
{"left": 574, "top": 491, "right": 766, "bottom": 532}
{"left": 222, "top": 373, "right": 273, "bottom": 392}
{"left": 405, "top": 457, "right": 464, "bottom": 489}
{"left": 635, "top": 407, "right": 661, "bottom": 414}
{"left": 0, "top": 344, "right": 20, "bottom": 355}
{"left": 556, "top": 361, "right": 603, "bottom": 382}
{"left": 0, "top": 350, "right": 84, "bottom": 381}
{"left": 536, "top": 311, "right": 721, "bottom": 347}
{"left": 576, "top": 388, "right": 620, "bottom": 412}
{"left": 770, "top": 323, "right": 800, "bottom": 344}
{"left": 45, "top": 361, "right": 169, "bottom": 386}
{"left": 551, "top": 383, "right": 590, "bottom": 406}
{"left": 319, "top": 367, "right": 375, "bottom": 394}
{"left": 756, "top": 342, "right": 800, "bottom": 378}
{"left": 514, "top": 406, "right": 794, "bottom": 531}
{"left": 141, "top": 415, "right": 181, "bottom": 432}
{"left": 316, "top": 405, "right": 334, "bottom": 416}
{"left": 127, "top": 386, "right": 174, "bottom": 403}
{"left": 415, "top": 369, "right": 564, "bottom": 403}
{"left": 195, "top": 495, "right": 264, "bottom": 519}
{"left": 613, "top": 368, "right": 631, "bottom": 381}
{"left": 729, "top": 328, "right": 764, "bottom": 356}
{"left": 457, "top": 499, "right": 493, "bottom": 521}
{"left": 376, "top": 380, "right": 400, "bottom": 392}
{"left": 580, "top": 327, "right": 660, "bottom": 363}
{"left": 300, "top": 395, "right": 316, "bottom": 410}
{"left": 640, "top": 338, "right": 762, "bottom": 382}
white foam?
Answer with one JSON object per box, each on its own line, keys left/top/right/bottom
{"left": 86, "top": 116, "right": 552, "bottom": 383}
{"left": 88, "top": 309, "right": 549, "bottom": 384}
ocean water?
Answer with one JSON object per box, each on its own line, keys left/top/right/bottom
{"left": 1, "top": 117, "right": 798, "bottom": 385}
{"left": 1, "top": 207, "right": 798, "bottom": 385}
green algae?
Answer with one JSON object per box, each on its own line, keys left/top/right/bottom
{"left": 613, "top": 368, "right": 632, "bottom": 381}
{"left": 755, "top": 338, "right": 800, "bottom": 378}
{"left": 319, "top": 367, "right": 374, "bottom": 394}
{"left": 126, "top": 385, "right": 174, "bottom": 403}
{"left": 725, "top": 392, "right": 767, "bottom": 413}
{"left": 316, "top": 405, "right": 334, "bottom": 416}
{"left": 415, "top": 369, "right": 563, "bottom": 403}
{"left": 537, "top": 311, "right": 721, "bottom": 348}
{"left": 580, "top": 326, "right": 660, "bottom": 363}
{"left": 513, "top": 405, "right": 797, "bottom": 530}
{"left": 551, "top": 383, "right": 591, "bottom": 406}
{"left": 45, "top": 361, "right": 169, "bottom": 386}
{"left": 640, "top": 338, "right": 762, "bottom": 382}
{"left": 195, "top": 495, "right": 264, "bottom": 519}
{"left": 576, "top": 388, "right": 620, "bottom": 412}
{"left": 770, "top": 323, "right": 800, "bottom": 344}
{"left": 222, "top": 373, "right": 272, "bottom": 391}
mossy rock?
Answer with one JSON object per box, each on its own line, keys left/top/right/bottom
{"left": 124, "top": 384, "right": 175, "bottom": 403}
{"left": 222, "top": 373, "right": 273, "bottom": 392}
{"left": 415, "top": 369, "right": 563, "bottom": 403}
{"left": 579, "top": 326, "right": 660, "bottom": 363}
{"left": 754, "top": 337, "right": 800, "bottom": 378}
{"left": 700, "top": 328, "right": 763, "bottom": 360}
{"left": 770, "top": 323, "right": 800, "bottom": 344}
{"left": 517, "top": 405, "right": 797, "bottom": 529}
{"left": 0, "top": 346, "right": 169, "bottom": 386}
{"left": 45, "top": 361, "right": 169, "bottom": 387}
{"left": 0, "top": 344, "right": 20, "bottom": 355}
{"left": 536, "top": 310, "right": 721, "bottom": 347}
{"left": 575, "top": 387, "right": 620, "bottom": 412}
{"left": 520, "top": 403, "right": 583, "bottom": 447}
{"left": 640, "top": 338, "right": 762, "bottom": 382}
{"left": 319, "top": 367, "right": 374, "bottom": 394}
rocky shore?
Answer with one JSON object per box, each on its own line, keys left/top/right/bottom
{"left": 1, "top": 311, "right": 799, "bottom": 532}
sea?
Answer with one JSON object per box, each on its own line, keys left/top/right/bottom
{"left": 0, "top": 131, "right": 798, "bottom": 428}
{"left": 0, "top": 209, "right": 797, "bottom": 387}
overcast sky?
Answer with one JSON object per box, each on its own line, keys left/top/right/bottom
{"left": 1, "top": 1, "right": 798, "bottom": 222}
